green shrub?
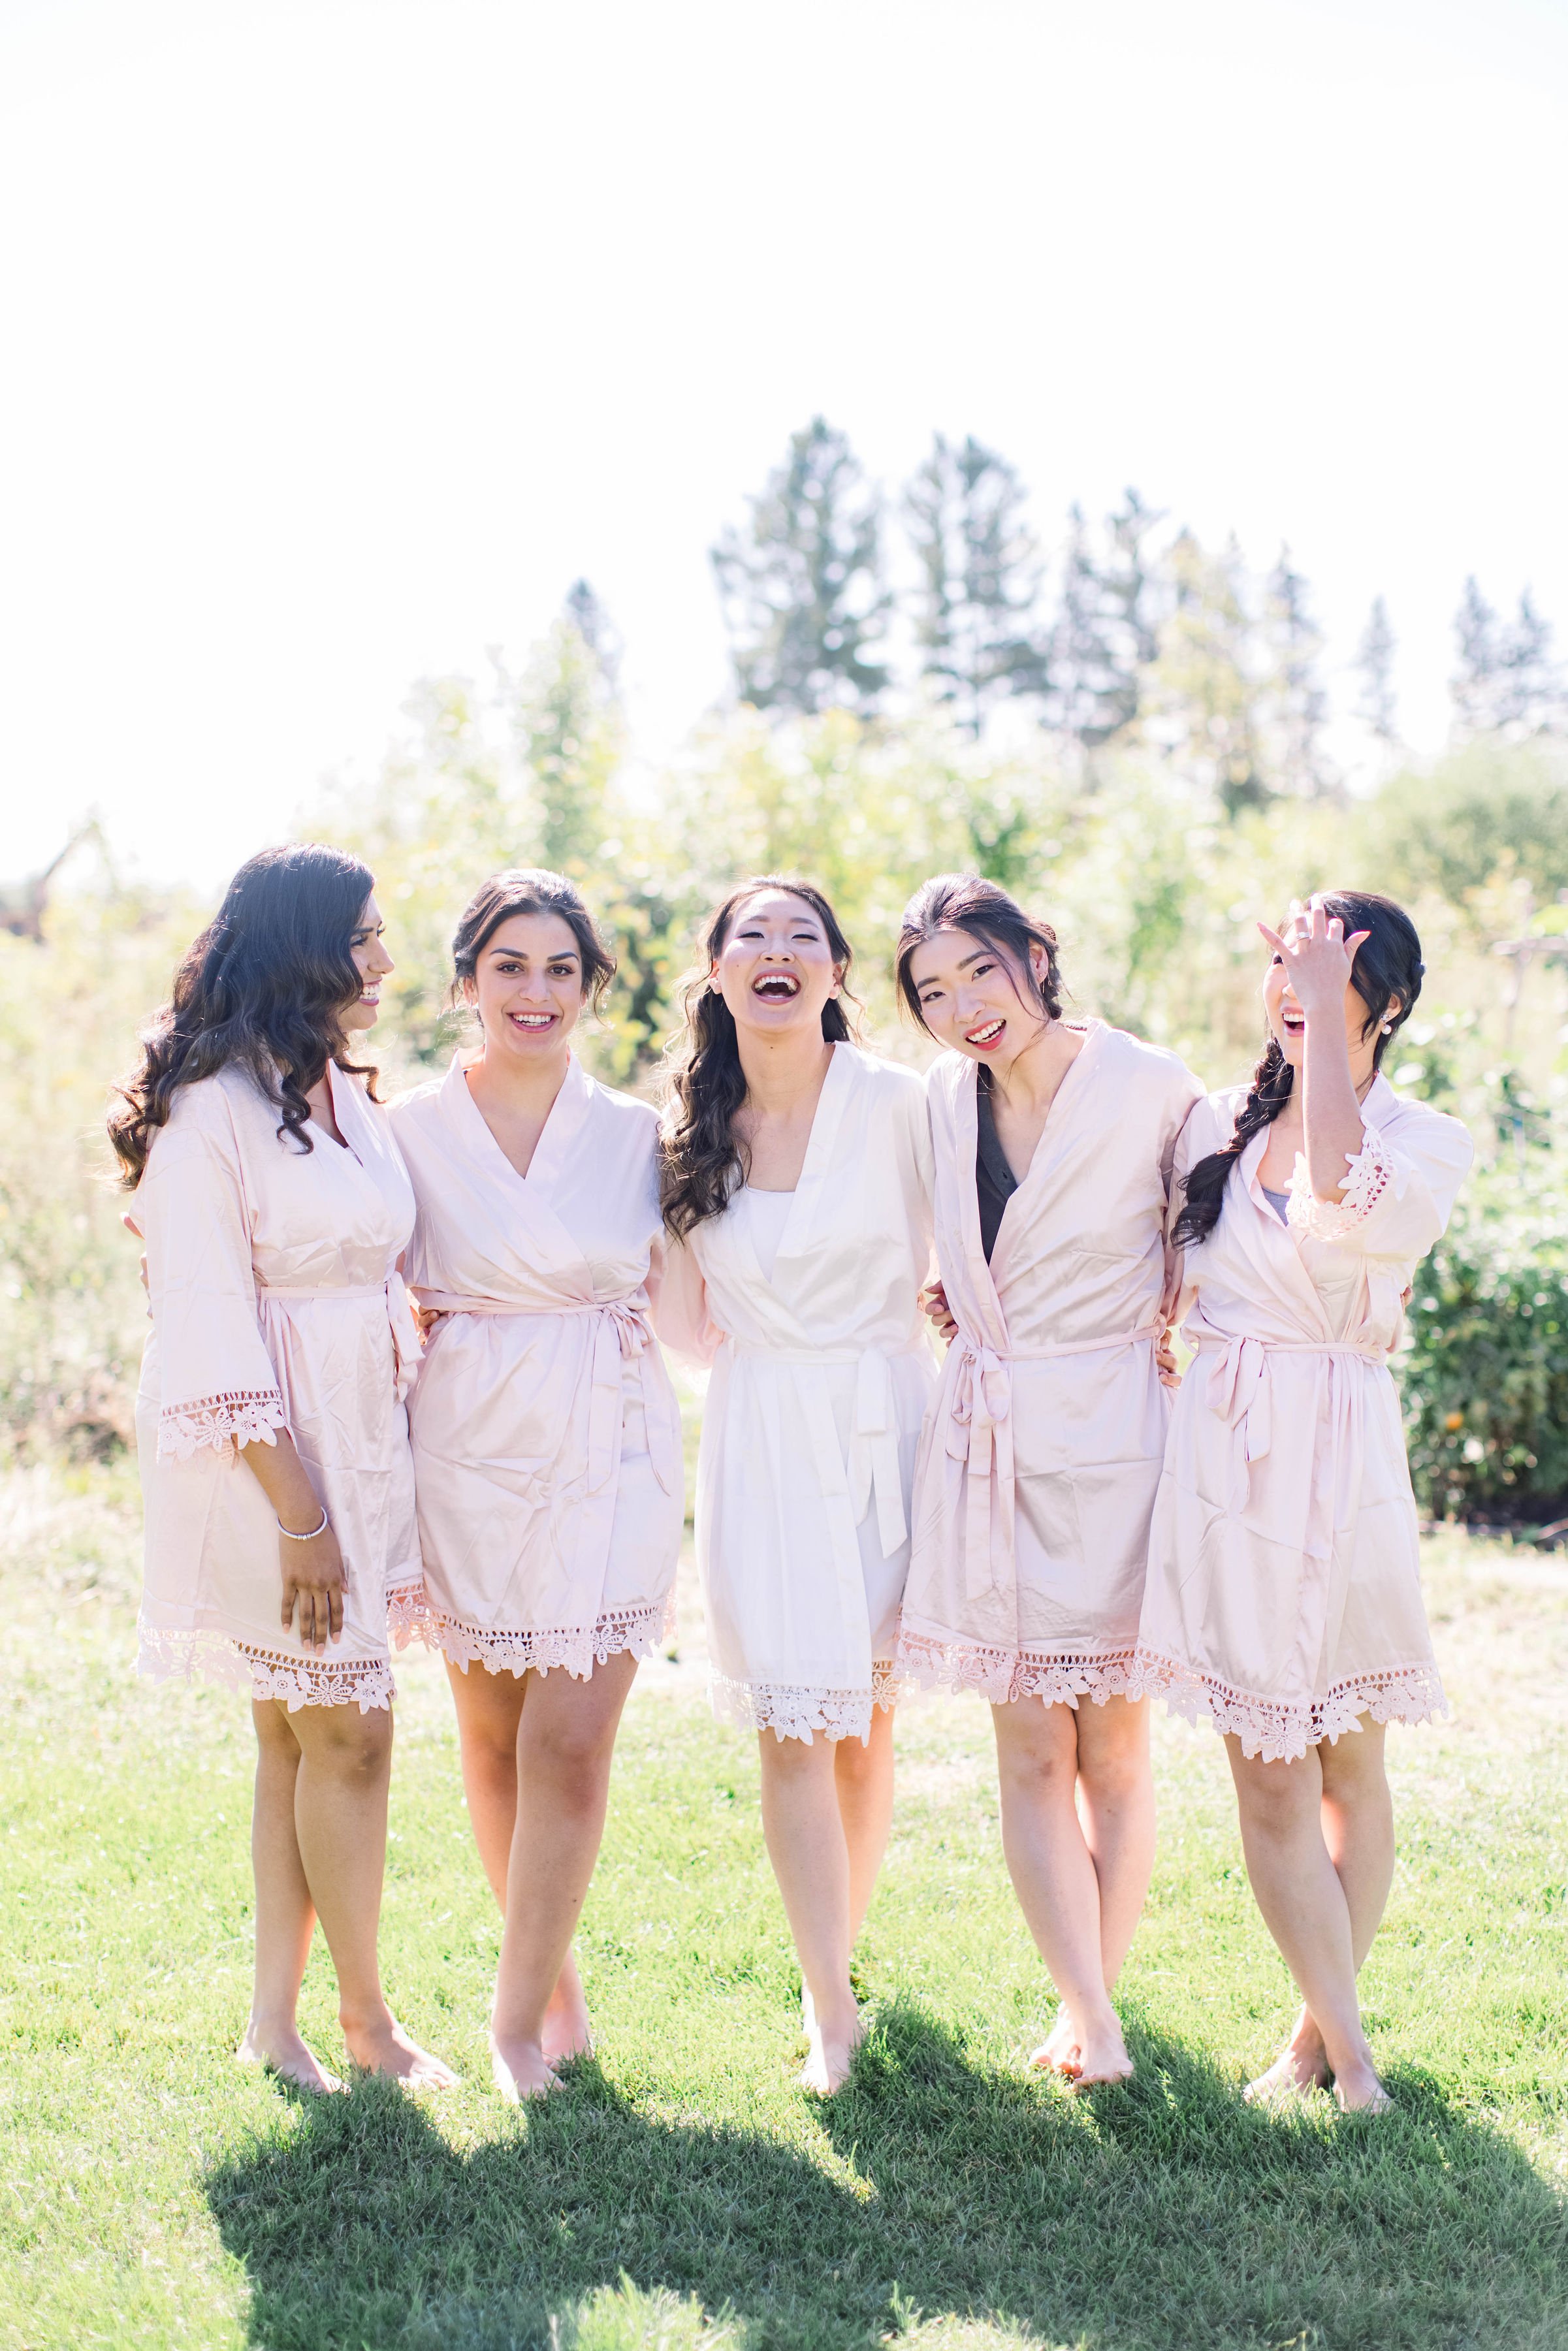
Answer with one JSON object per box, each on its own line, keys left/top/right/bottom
{"left": 1401, "top": 1158, "right": 1568, "bottom": 1516}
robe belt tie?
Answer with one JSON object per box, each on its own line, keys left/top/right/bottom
{"left": 409, "top": 1290, "right": 680, "bottom": 1497}
{"left": 1191, "top": 1333, "right": 1388, "bottom": 1533}
{"left": 725, "top": 1340, "right": 918, "bottom": 1562}
{"left": 946, "top": 1322, "right": 1166, "bottom": 1601}
{"left": 256, "top": 1277, "right": 421, "bottom": 1403}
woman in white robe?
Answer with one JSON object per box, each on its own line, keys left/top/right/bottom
{"left": 894, "top": 873, "right": 1201, "bottom": 2086}
{"left": 656, "top": 879, "right": 935, "bottom": 2093}
{"left": 114, "top": 844, "right": 453, "bottom": 2095}
{"left": 1134, "top": 893, "right": 1473, "bottom": 2111}
{"left": 391, "top": 871, "right": 683, "bottom": 2102}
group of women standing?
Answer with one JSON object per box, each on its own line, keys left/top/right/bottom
{"left": 112, "top": 840, "right": 1472, "bottom": 2114}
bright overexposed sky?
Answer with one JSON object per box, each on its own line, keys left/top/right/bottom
{"left": 3, "top": 0, "right": 1566, "bottom": 885}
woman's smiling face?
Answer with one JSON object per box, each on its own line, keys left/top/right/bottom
{"left": 468, "top": 911, "right": 585, "bottom": 1061}
{"left": 908, "top": 925, "right": 1049, "bottom": 1064}
{"left": 343, "top": 894, "right": 394, "bottom": 1032}
{"left": 1262, "top": 909, "right": 1374, "bottom": 1072}
{"left": 710, "top": 888, "right": 842, "bottom": 1041}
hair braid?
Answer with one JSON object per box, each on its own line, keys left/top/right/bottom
{"left": 1170, "top": 1038, "right": 1294, "bottom": 1249}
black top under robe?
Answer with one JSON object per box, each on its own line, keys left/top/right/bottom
{"left": 975, "top": 1069, "right": 1019, "bottom": 1263}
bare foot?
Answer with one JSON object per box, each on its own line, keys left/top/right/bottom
{"left": 800, "top": 2007, "right": 864, "bottom": 2095}
{"left": 342, "top": 2011, "right": 458, "bottom": 2088}
{"left": 490, "top": 2031, "right": 560, "bottom": 2103}
{"left": 1245, "top": 2038, "right": 1332, "bottom": 2104}
{"left": 1333, "top": 2062, "right": 1394, "bottom": 2114}
{"left": 541, "top": 1949, "right": 594, "bottom": 2065}
{"left": 237, "top": 2023, "right": 342, "bottom": 2095}
{"left": 1029, "top": 2008, "right": 1081, "bottom": 2075}
{"left": 1064, "top": 2017, "right": 1134, "bottom": 2088}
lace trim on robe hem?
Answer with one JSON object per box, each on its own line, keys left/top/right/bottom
{"left": 385, "top": 1580, "right": 430, "bottom": 1650}
{"left": 711, "top": 1661, "right": 901, "bottom": 1745}
{"left": 1286, "top": 1121, "right": 1398, "bottom": 1242}
{"left": 895, "top": 1627, "right": 1140, "bottom": 1708}
{"left": 421, "top": 1593, "right": 677, "bottom": 1680}
{"left": 1128, "top": 1648, "right": 1446, "bottom": 1764}
{"left": 137, "top": 1622, "right": 394, "bottom": 1712}
{"left": 157, "top": 1388, "right": 289, "bottom": 1462}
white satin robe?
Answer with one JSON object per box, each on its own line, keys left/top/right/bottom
{"left": 655, "top": 1043, "right": 937, "bottom": 1742}
{"left": 899, "top": 1023, "right": 1203, "bottom": 1704}
{"left": 1132, "top": 1074, "right": 1473, "bottom": 1761}
{"left": 391, "top": 1055, "right": 683, "bottom": 1678}
{"left": 135, "top": 1063, "right": 422, "bottom": 1712}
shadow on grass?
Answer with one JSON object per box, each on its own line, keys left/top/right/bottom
{"left": 207, "top": 2005, "right": 1567, "bottom": 2351}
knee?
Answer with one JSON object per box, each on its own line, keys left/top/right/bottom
{"left": 1234, "top": 1758, "right": 1315, "bottom": 1838}
{"left": 1078, "top": 1743, "right": 1148, "bottom": 1810}
{"left": 995, "top": 1736, "right": 1078, "bottom": 1804}
{"left": 316, "top": 1704, "right": 394, "bottom": 1783}
{"left": 527, "top": 1717, "right": 615, "bottom": 1804}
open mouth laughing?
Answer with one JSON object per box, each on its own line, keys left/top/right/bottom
{"left": 965, "top": 1017, "right": 1004, "bottom": 1050}
{"left": 508, "top": 1010, "right": 557, "bottom": 1032}
{"left": 1281, "top": 1004, "right": 1305, "bottom": 1039}
{"left": 752, "top": 971, "right": 801, "bottom": 1003}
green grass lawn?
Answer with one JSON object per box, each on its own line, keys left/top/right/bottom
{"left": 1, "top": 1461, "right": 1565, "bottom": 2351}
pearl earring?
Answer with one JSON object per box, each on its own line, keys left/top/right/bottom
{"left": 1381, "top": 1020, "right": 1394, "bottom": 1034}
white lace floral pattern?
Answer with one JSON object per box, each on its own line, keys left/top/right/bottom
{"left": 897, "top": 1627, "right": 1139, "bottom": 1708}
{"left": 1130, "top": 1648, "right": 1445, "bottom": 1763}
{"left": 712, "top": 1659, "right": 901, "bottom": 1744}
{"left": 138, "top": 1620, "right": 394, "bottom": 1712}
{"left": 424, "top": 1593, "right": 675, "bottom": 1680}
{"left": 157, "top": 1388, "right": 289, "bottom": 1462}
{"left": 1287, "top": 1121, "right": 1398, "bottom": 1242}
{"left": 385, "top": 1580, "right": 430, "bottom": 1649}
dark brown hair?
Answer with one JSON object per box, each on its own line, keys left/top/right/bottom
{"left": 451, "top": 869, "right": 615, "bottom": 1014}
{"left": 895, "top": 872, "right": 1064, "bottom": 1032}
{"left": 660, "top": 877, "right": 858, "bottom": 1238}
{"left": 108, "top": 843, "right": 379, "bottom": 1188}
{"left": 1171, "top": 889, "right": 1425, "bottom": 1248}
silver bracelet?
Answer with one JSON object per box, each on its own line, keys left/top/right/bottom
{"left": 278, "top": 1507, "right": 329, "bottom": 1542}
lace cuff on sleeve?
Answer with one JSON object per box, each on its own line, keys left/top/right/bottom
{"left": 157, "top": 1388, "right": 289, "bottom": 1462}
{"left": 1286, "top": 1121, "right": 1398, "bottom": 1241}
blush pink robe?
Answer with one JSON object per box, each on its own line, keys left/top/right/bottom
{"left": 135, "top": 1062, "right": 423, "bottom": 1712}
{"left": 898, "top": 1023, "right": 1203, "bottom": 1704}
{"left": 391, "top": 1055, "right": 683, "bottom": 1678}
{"left": 655, "top": 1044, "right": 937, "bottom": 1744}
{"left": 1132, "top": 1075, "right": 1474, "bottom": 1761}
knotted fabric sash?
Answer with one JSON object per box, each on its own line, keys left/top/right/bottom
{"left": 257, "top": 1276, "right": 423, "bottom": 1404}
{"left": 412, "top": 1290, "right": 681, "bottom": 1499}
{"left": 726, "top": 1339, "right": 917, "bottom": 1567}
{"left": 1192, "top": 1332, "right": 1387, "bottom": 1538}
{"left": 946, "top": 1324, "right": 1165, "bottom": 1601}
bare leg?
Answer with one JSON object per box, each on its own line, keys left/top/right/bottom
{"left": 1034, "top": 1695, "right": 1155, "bottom": 2075}
{"left": 758, "top": 1731, "right": 863, "bottom": 2092}
{"left": 1246, "top": 1717, "right": 1396, "bottom": 2101}
{"left": 801, "top": 1704, "right": 897, "bottom": 2036}
{"left": 1226, "top": 1727, "right": 1390, "bottom": 2112}
{"left": 238, "top": 1701, "right": 342, "bottom": 2092}
{"left": 288, "top": 1700, "right": 456, "bottom": 2086}
{"left": 488, "top": 1652, "right": 639, "bottom": 2102}
{"left": 991, "top": 1698, "right": 1133, "bottom": 2085}
{"left": 445, "top": 1659, "right": 590, "bottom": 2062}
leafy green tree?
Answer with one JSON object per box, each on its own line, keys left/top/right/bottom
{"left": 711, "top": 418, "right": 891, "bottom": 716}
{"left": 1260, "top": 548, "right": 1334, "bottom": 796}
{"left": 1047, "top": 490, "right": 1162, "bottom": 758}
{"left": 1146, "top": 530, "right": 1267, "bottom": 814}
{"left": 904, "top": 434, "right": 1048, "bottom": 733}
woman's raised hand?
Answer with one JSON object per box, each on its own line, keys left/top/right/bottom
{"left": 1257, "top": 897, "right": 1370, "bottom": 1017}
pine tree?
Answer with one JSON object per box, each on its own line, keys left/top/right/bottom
{"left": 711, "top": 418, "right": 890, "bottom": 716}
{"left": 564, "top": 577, "right": 622, "bottom": 692}
{"left": 510, "top": 588, "right": 622, "bottom": 876}
{"left": 1146, "top": 530, "right": 1267, "bottom": 813}
{"left": 1354, "top": 596, "right": 1398, "bottom": 743}
{"left": 1451, "top": 581, "right": 1567, "bottom": 738}
{"left": 1046, "top": 490, "right": 1162, "bottom": 757}
{"left": 1261, "top": 547, "right": 1334, "bottom": 795}
{"left": 904, "top": 434, "right": 1048, "bottom": 733}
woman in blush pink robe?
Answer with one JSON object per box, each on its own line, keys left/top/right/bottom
{"left": 113, "top": 844, "right": 453, "bottom": 2097}
{"left": 391, "top": 870, "right": 683, "bottom": 2103}
{"left": 1135, "top": 892, "right": 1473, "bottom": 2113}
{"left": 892, "top": 874, "right": 1200, "bottom": 2088}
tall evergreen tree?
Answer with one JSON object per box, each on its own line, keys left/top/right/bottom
{"left": 1046, "top": 490, "right": 1162, "bottom": 756}
{"left": 564, "top": 577, "right": 622, "bottom": 691}
{"left": 1451, "top": 580, "right": 1567, "bottom": 737}
{"left": 711, "top": 417, "right": 890, "bottom": 716}
{"left": 511, "top": 588, "right": 622, "bottom": 876}
{"left": 1147, "top": 529, "right": 1267, "bottom": 813}
{"left": 1261, "top": 547, "right": 1333, "bottom": 795}
{"left": 904, "top": 434, "right": 1048, "bottom": 733}
{"left": 1353, "top": 596, "right": 1398, "bottom": 743}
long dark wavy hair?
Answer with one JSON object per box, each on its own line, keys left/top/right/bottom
{"left": 660, "top": 876, "right": 859, "bottom": 1238}
{"left": 108, "top": 844, "right": 379, "bottom": 1188}
{"left": 1171, "top": 889, "right": 1424, "bottom": 1248}
{"left": 895, "top": 872, "right": 1065, "bottom": 1033}
{"left": 451, "top": 868, "right": 616, "bottom": 1016}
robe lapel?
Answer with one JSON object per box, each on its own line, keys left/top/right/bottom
{"left": 987, "top": 1020, "right": 1101, "bottom": 1293}
{"left": 773, "top": 1040, "right": 856, "bottom": 1267}
{"left": 944, "top": 1055, "right": 1010, "bottom": 1350}
{"left": 441, "top": 1054, "right": 592, "bottom": 1290}
{"left": 1236, "top": 1126, "right": 1332, "bottom": 1333}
